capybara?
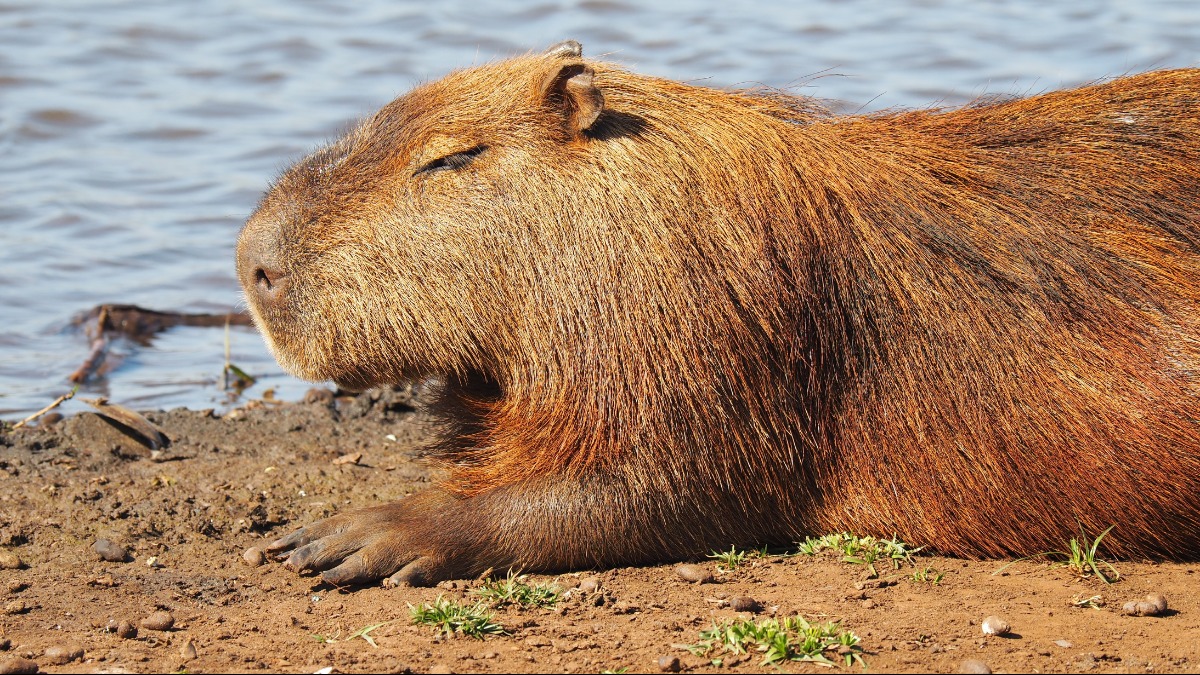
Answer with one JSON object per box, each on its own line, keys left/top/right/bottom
{"left": 236, "top": 41, "right": 1200, "bottom": 586}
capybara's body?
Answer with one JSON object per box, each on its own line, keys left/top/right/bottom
{"left": 237, "top": 42, "right": 1200, "bottom": 585}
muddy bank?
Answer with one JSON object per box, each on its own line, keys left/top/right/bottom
{"left": 0, "top": 390, "right": 1196, "bottom": 673}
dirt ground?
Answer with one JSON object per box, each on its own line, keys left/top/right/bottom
{"left": 1, "top": 386, "right": 1197, "bottom": 674}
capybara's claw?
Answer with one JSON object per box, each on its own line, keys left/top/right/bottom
{"left": 383, "top": 556, "right": 446, "bottom": 588}
{"left": 282, "top": 540, "right": 341, "bottom": 573}
{"left": 319, "top": 554, "right": 370, "bottom": 586}
{"left": 264, "top": 528, "right": 308, "bottom": 556}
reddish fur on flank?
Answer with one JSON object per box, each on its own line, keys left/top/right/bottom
{"left": 238, "top": 43, "right": 1200, "bottom": 585}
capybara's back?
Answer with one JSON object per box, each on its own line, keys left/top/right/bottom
{"left": 237, "top": 42, "right": 1200, "bottom": 586}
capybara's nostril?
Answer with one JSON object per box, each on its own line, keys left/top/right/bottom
{"left": 250, "top": 264, "right": 288, "bottom": 306}
{"left": 235, "top": 219, "right": 289, "bottom": 309}
{"left": 255, "top": 266, "right": 277, "bottom": 291}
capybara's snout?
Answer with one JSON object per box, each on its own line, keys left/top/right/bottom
{"left": 236, "top": 216, "right": 290, "bottom": 316}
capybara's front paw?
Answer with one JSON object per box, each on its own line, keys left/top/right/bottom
{"left": 263, "top": 494, "right": 464, "bottom": 587}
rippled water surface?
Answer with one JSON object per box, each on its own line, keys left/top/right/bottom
{"left": 2, "top": 0, "right": 1198, "bottom": 418}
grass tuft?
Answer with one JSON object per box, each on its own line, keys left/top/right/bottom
{"left": 1062, "top": 524, "right": 1120, "bottom": 583}
{"left": 474, "top": 570, "right": 561, "bottom": 608}
{"left": 345, "top": 620, "right": 393, "bottom": 648}
{"left": 798, "top": 533, "right": 921, "bottom": 578}
{"left": 992, "top": 524, "right": 1120, "bottom": 584}
{"left": 708, "top": 545, "right": 749, "bottom": 571}
{"left": 679, "top": 615, "right": 865, "bottom": 668}
{"left": 909, "top": 567, "right": 944, "bottom": 585}
{"left": 409, "top": 595, "right": 507, "bottom": 639}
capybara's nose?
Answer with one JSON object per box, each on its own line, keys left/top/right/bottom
{"left": 236, "top": 221, "right": 290, "bottom": 310}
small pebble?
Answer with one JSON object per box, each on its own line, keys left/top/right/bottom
{"left": 1054, "top": 639, "right": 1073, "bottom": 649}
{"left": 242, "top": 547, "right": 266, "bottom": 568}
{"left": 2, "top": 602, "right": 26, "bottom": 616}
{"left": 5, "top": 581, "right": 27, "bottom": 594}
{"left": 141, "top": 610, "right": 175, "bottom": 631}
{"left": 729, "top": 596, "right": 761, "bottom": 612}
{"left": 959, "top": 659, "right": 992, "bottom": 674}
{"left": 657, "top": 654, "right": 681, "bottom": 672}
{"left": 303, "top": 388, "right": 334, "bottom": 405}
{"left": 980, "top": 615, "right": 1010, "bottom": 636}
{"left": 92, "top": 539, "right": 128, "bottom": 563}
{"left": 1122, "top": 594, "right": 1168, "bottom": 616}
{"left": 0, "top": 656, "right": 37, "bottom": 674}
{"left": 180, "top": 640, "right": 197, "bottom": 660}
{"left": 427, "top": 664, "right": 453, "bottom": 675}
{"left": 0, "top": 552, "right": 21, "bottom": 571}
{"left": 89, "top": 574, "right": 116, "bottom": 588}
{"left": 1146, "top": 594, "right": 1169, "bottom": 613}
{"left": 578, "top": 577, "right": 602, "bottom": 594}
{"left": 675, "top": 564, "right": 714, "bottom": 584}
{"left": 115, "top": 621, "right": 138, "bottom": 639}
{"left": 861, "top": 598, "right": 877, "bottom": 610}
{"left": 42, "top": 645, "right": 83, "bottom": 665}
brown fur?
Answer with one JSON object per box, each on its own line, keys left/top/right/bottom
{"left": 237, "top": 42, "right": 1200, "bottom": 585}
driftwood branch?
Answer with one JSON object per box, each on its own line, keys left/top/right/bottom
{"left": 69, "top": 304, "right": 252, "bottom": 385}
{"left": 11, "top": 387, "right": 78, "bottom": 429}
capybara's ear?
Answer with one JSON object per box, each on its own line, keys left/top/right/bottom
{"left": 539, "top": 44, "right": 603, "bottom": 135}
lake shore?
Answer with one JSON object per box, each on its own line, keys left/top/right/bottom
{"left": 0, "top": 389, "right": 1196, "bottom": 673}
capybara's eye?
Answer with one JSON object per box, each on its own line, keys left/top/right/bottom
{"left": 414, "top": 145, "right": 488, "bottom": 176}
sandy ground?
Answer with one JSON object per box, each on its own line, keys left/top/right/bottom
{"left": 1, "top": 387, "right": 1197, "bottom": 674}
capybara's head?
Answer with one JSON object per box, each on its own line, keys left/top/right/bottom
{"left": 237, "top": 41, "right": 816, "bottom": 393}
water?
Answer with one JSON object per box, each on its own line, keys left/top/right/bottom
{"left": 2, "top": 0, "right": 1197, "bottom": 419}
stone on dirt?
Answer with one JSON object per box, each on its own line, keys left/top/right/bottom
{"left": 674, "top": 564, "right": 714, "bottom": 584}
{"left": 959, "top": 658, "right": 992, "bottom": 674}
{"left": 107, "top": 619, "right": 137, "bottom": 639}
{"left": 41, "top": 645, "right": 82, "bottom": 665}
{"left": 0, "top": 551, "right": 21, "bottom": 570}
{"left": 657, "top": 654, "right": 681, "bottom": 672}
{"left": 141, "top": 610, "right": 175, "bottom": 631}
{"left": 91, "top": 539, "right": 129, "bottom": 563}
{"left": 980, "top": 615, "right": 1011, "bottom": 636}
{"left": 0, "top": 656, "right": 37, "bottom": 674}
{"left": 242, "top": 546, "right": 266, "bottom": 567}
{"left": 1123, "top": 594, "right": 1168, "bottom": 616}
{"left": 729, "top": 595, "right": 760, "bottom": 612}
{"left": 2, "top": 601, "right": 26, "bottom": 616}
{"left": 578, "top": 576, "right": 602, "bottom": 593}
